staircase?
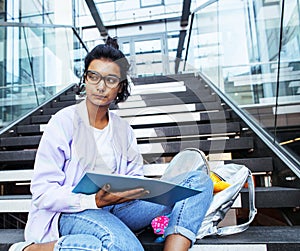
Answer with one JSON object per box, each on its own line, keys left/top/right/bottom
{"left": 0, "top": 73, "right": 300, "bottom": 250}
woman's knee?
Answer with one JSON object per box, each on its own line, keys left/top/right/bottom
{"left": 55, "top": 234, "right": 102, "bottom": 250}
{"left": 185, "top": 170, "right": 213, "bottom": 192}
{"left": 59, "top": 210, "right": 144, "bottom": 251}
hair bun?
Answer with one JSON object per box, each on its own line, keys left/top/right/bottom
{"left": 105, "top": 36, "right": 119, "bottom": 50}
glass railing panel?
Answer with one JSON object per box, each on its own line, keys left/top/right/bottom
{"left": 0, "top": 25, "right": 34, "bottom": 127}
{"left": 275, "top": 0, "right": 300, "bottom": 161}
{"left": 184, "top": 2, "right": 220, "bottom": 84}
{"left": 185, "top": 0, "right": 300, "bottom": 164}
{"left": 0, "top": 23, "right": 87, "bottom": 131}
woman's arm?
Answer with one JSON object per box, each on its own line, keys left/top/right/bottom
{"left": 30, "top": 109, "right": 90, "bottom": 212}
{"left": 124, "top": 123, "right": 144, "bottom": 176}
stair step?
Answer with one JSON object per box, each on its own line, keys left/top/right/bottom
{"left": 1, "top": 227, "right": 300, "bottom": 251}
{"left": 132, "top": 74, "right": 195, "bottom": 85}
{"left": 0, "top": 186, "right": 299, "bottom": 210}
{"left": 139, "top": 226, "right": 300, "bottom": 251}
{"left": 42, "top": 101, "right": 222, "bottom": 116}
{"left": 224, "top": 157, "right": 273, "bottom": 173}
{"left": 0, "top": 137, "right": 253, "bottom": 164}
{"left": 143, "top": 157, "right": 273, "bottom": 175}
{"left": 0, "top": 157, "right": 272, "bottom": 183}
{"left": 128, "top": 111, "right": 231, "bottom": 128}
{"left": 140, "top": 137, "right": 254, "bottom": 157}
{"left": 51, "top": 100, "right": 76, "bottom": 108}
{"left": 40, "top": 107, "right": 62, "bottom": 115}
{"left": 30, "top": 115, "right": 52, "bottom": 124}
{"left": 59, "top": 94, "right": 76, "bottom": 101}
{"left": 115, "top": 94, "right": 218, "bottom": 109}
{"left": 0, "top": 150, "right": 36, "bottom": 164}
{"left": 131, "top": 84, "right": 212, "bottom": 96}
{"left": 134, "top": 122, "right": 241, "bottom": 139}
{"left": 242, "top": 186, "right": 300, "bottom": 208}
{"left": 0, "top": 136, "right": 41, "bottom": 148}
{"left": 15, "top": 122, "right": 241, "bottom": 137}
{"left": 29, "top": 110, "right": 231, "bottom": 128}
{"left": 16, "top": 125, "right": 43, "bottom": 135}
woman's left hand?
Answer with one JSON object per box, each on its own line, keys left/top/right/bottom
{"left": 95, "top": 184, "right": 149, "bottom": 208}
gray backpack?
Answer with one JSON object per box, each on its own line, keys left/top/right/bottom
{"left": 197, "top": 163, "right": 257, "bottom": 238}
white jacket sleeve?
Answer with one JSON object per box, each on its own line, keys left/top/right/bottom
{"left": 124, "top": 123, "right": 144, "bottom": 176}
{"left": 30, "top": 109, "right": 97, "bottom": 212}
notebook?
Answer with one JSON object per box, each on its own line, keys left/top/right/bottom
{"left": 72, "top": 172, "right": 202, "bottom": 206}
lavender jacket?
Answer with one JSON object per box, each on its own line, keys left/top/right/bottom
{"left": 24, "top": 99, "right": 143, "bottom": 242}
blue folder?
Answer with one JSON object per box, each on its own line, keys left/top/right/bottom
{"left": 72, "top": 172, "right": 202, "bottom": 206}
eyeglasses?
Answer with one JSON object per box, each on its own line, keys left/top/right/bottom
{"left": 84, "top": 70, "right": 121, "bottom": 89}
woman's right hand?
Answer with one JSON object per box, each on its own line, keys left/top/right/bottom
{"left": 95, "top": 184, "right": 149, "bottom": 208}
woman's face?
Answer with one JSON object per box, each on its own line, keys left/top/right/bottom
{"left": 85, "top": 58, "right": 122, "bottom": 108}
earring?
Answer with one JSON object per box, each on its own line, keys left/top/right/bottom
{"left": 75, "top": 76, "right": 86, "bottom": 97}
{"left": 79, "top": 83, "right": 86, "bottom": 96}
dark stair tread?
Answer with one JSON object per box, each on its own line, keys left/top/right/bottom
{"left": 40, "top": 107, "right": 62, "bottom": 115}
{"left": 0, "top": 137, "right": 253, "bottom": 162}
{"left": 140, "top": 137, "right": 254, "bottom": 157}
{"left": 132, "top": 74, "right": 195, "bottom": 84}
{"left": 139, "top": 122, "right": 241, "bottom": 138}
{"left": 114, "top": 95, "right": 218, "bottom": 109}
{"left": 241, "top": 186, "right": 300, "bottom": 208}
{"left": 29, "top": 110, "right": 232, "bottom": 128}
{"left": 16, "top": 125, "right": 43, "bottom": 134}
{"left": 0, "top": 157, "right": 272, "bottom": 175}
{"left": 138, "top": 226, "right": 300, "bottom": 248}
{"left": 131, "top": 111, "right": 232, "bottom": 129}
{"left": 0, "top": 136, "right": 41, "bottom": 148}
{"left": 30, "top": 115, "right": 52, "bottom": 124}
{"left": 224, "top": 157, "right": 273, "bottom": 173}
{"left": 0, "top": 150, "right": 37, "bottom": 162}
{"left": 111, "top": 101, "right": 223, "bottom": 113}
{"left": 15, "top": 122, "right": 241, "bottom": 136}
{"left": 51, "top": 100, "right": 76, "bottom": 108}
{"left": 1, "top": 227, "right": 300, "bottom": 251}
{"left": 59, "top": 94, "right": 76, "bottom": 101}
{"left": 1, "top": 186, "right": 298, "bottom": 209}
{"left": 44, "top": 101, "right": 222, "bottom": 115}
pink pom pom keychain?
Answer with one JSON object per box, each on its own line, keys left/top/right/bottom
{"left": 151, "top": 215, "right": 170, "bottom": 242}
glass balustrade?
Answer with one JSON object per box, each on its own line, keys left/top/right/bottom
{"left": 184, "top": 0, "right": 300, "bottom": 163}
{"left": 0, "top": 23, "right": 87, "bottom": 131}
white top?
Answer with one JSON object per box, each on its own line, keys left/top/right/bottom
{"left": 92, "top": 121, "right": 116, "bottom": 173}
{"left": 83, "top": 119, "right": 118, "bottom": 209}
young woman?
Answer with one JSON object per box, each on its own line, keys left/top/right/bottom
{"left": 9, "top": 37, "right": 213, "bottom": 251}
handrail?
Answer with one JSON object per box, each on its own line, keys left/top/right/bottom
{"left": 183, "top": 12, "right": 194, "bottom": 71}
{"left": 193, "top": 0, "right": 218, "bottom": 13}
{"left": 273, "top": 0, "right": 285, "bottom": 141}
{"left": 71, "top": 27, "right": 89, "bottom": 53}
{"left": 198, "top": 71, "right": 300, "bottom": 178}
{"left": 0, "top": 22, "right": 74, "bottom": 29}
{"left": 0, "top": 83, "right": 77, "bottom": 135}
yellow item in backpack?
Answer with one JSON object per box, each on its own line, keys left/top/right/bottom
{"left": 210, "top": 172, "right": 231, "bottom": 193}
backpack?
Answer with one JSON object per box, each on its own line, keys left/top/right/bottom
{"left": 197, "top": 163, "right": 257, "bottom": 239}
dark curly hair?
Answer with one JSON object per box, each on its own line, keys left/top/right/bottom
{"left": 81, "top": 36, "right": 131, "bottom": 104}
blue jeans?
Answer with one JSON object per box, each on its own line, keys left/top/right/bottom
{"left": 54, "top": 171, "right": 213, "bottom": 251}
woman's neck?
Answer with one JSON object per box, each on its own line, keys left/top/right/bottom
{"left": 86, "top": 101, "right": 109, "bottom": 129}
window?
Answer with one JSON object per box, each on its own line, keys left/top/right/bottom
{"left": 140, "top": 0, "right": 164, "bottom": 8}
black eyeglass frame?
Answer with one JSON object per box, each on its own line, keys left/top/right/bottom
{"left": 84, "top": 70, "right": 121, "bottom": 89}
